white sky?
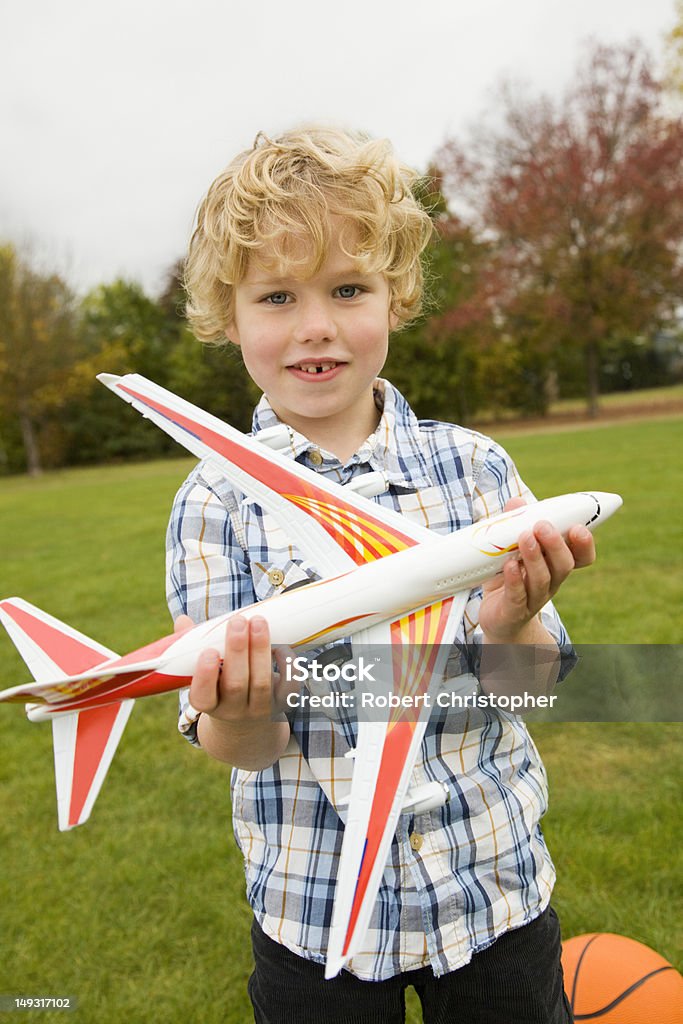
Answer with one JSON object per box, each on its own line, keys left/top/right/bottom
{"left": 0, "top": 0, "right": 677, "bottom": 295}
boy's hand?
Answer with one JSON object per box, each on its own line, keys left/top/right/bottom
{"left": 478, "top": 497, "right": 596, "bottom": 644}
{"left": 173, "top": 614, "right": 298, "bottom": 721}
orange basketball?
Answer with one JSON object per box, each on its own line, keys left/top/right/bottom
{"left": 562, "top": 933, "right": 683, "bottom": 1023}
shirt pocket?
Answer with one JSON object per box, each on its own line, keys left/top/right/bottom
{"left": 250, "top": 558, "right": 314, "bottom": 601}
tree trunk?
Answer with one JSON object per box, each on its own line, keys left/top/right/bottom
{"left": 19, "top": 408, "right": 42, "bottom": 476}
{"left": 585, "top": 341, "right": 600, "bottom": 418}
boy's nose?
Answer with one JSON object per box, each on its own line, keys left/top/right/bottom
{"left": 292, "top": 299, "right": 338, "bottom": 344}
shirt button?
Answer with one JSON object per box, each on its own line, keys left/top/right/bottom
{"left": 409, "top": 833, "right": 423, "bottom": 852}
{"left": 309, "top": 449, "right": 324, "bottom": 466}
{"left": 267, "top": 568, "right": 285, "bottom": 587}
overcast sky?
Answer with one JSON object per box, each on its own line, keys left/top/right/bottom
{"left": 0, "top": 0, "right": 677, "bottom": 295}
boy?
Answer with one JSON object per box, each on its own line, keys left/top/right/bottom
{"left": 167, "top": 126, "right": 595, "bottom": 1023}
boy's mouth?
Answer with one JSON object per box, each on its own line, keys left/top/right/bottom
{"left": 289, "top": 361, "right": 344, "bottom": 375}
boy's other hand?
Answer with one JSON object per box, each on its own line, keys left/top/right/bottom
{"left": 479, "top": 497, "right": 596, "bottom": 643}
{"left": 174, "top": 614, "right": 298, "bottom": 722}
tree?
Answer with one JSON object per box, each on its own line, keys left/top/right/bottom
{"left": 0, "top": 245, "right": 92, "bottom": 474}
{"left": 386, "top": 216, "right": 494, "bottom": 423}
{"left": 62, "top": 279, "right": 180, "bottom": 464}
{"left": 435, "top": 41, "right": 683, "bottom": 416}
{"left": 160, "top": 260, "right": 260, "bottom": 433}
{"left": 382, "top": 174, "right": 503, "bottom": 424}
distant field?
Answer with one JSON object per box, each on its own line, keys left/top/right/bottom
{"left": 549, "top": 381, "right": 683, "bottom": 414}
{"left": 473, "top": 381, "right": 683, "bottom": 428}
{"left": 0, "top": 416, "right": 680, "bottom": 1023}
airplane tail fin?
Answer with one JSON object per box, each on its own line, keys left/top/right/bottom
{"left": 0, "top": 597, "right": 119, "bottom": 681}
{"left": 0, "top": 598, "right": 134, "bottom": 830}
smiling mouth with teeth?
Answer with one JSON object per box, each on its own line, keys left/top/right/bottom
{"left": 292, "top": 362, "right": 341, "bottom": 374}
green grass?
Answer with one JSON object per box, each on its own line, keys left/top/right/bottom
{"left": 533, "top": 723, "right": 681, "bottom": 964}
{"left": 0, "top": 420, "right": 681, "bottom": 1023}
{"left": 495, "top": 417, "right": 683, "bottom": 643}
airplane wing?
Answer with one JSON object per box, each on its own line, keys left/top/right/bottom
{"left": 0, "top": 598, "right": 134, "bottom": 830}
{"left": 325, "top": 592, "right": 468, "bottom": 977}
{"left": 98, "top": 373, "right": 442, "bottom": 576}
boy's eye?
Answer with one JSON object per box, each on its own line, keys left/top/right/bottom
{"left": 264, "top": 292, "right": 289, "bottom": 305}
{"left": 336, "top": 285, "right": 362, "bottom": 299}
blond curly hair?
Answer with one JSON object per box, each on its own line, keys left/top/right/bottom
{"left": 184, "top": 125, "right": 433, "bottom": 343}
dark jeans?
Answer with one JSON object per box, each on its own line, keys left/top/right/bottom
{"left": 248, "top": 905, "right": 573, "bottom": 1023}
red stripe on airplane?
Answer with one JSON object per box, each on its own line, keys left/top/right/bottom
{"left": 0, "top": 602, "right": 108, "bottom": 675}
{"left": 52, "top": 672, "right": 193, "bottom": 713}
{"left": 297, "top": 500, "right": 409, "bottom": 561}
{"left": 342, "top": 721, "right": 413, "bottom": 956}
{"left": 69, "top": 704, "right": 122, "bottom": 826}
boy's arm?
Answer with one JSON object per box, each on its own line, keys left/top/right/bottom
{"left": 176, "top": 614, "right": 294, "bottom": 769}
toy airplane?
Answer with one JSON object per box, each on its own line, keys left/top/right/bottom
{"left": 0, "top": 373, "right": 623, "bottom": 978}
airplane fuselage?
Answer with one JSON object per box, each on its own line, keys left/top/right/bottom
{"left": 26, "top": 491, "right": 620, "bottom": 720}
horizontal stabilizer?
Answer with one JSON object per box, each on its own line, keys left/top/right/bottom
{"left": 0, "top": 658, "right": 163, "bottom": 706}
{"left": 53, "top": 701, "right": 135, "bottom": 830}
{"left": 0, "top": 597, "right": 136, "bottom": 829}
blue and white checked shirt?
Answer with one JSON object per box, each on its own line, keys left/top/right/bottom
{"left": 166, "top": 379, "right": 574, "bottom": 982}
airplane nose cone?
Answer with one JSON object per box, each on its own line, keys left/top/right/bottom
{"left": 583, "top": 491, "right": 623, "bottom": 522}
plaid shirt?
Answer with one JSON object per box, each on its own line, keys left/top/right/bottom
{"left": 166, "top": 379, "right": 574, "bottom": 982}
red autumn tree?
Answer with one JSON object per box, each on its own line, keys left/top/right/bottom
{"left": 434, "top": 40, "right": 683, "bottom": 415}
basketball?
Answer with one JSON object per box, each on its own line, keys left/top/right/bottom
{"left": 562, "top": 932, "right": 683, "bottom": 1023}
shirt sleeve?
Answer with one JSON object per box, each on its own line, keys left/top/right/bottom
{"left": 166, "top": 461, "right": 255, "bottom": 746}
{"left": 456, "top": 438, "right": 577, "bottom": 684}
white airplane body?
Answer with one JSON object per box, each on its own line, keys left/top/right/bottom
{"left": 0, "top": 373, "right": 623, "bottom": 978}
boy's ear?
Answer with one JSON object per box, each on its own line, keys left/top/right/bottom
{"left": 388, "top": 309, "right": 400, "bottom": 332}
{"left": 225, "top": 324, "right": 241, "bottom": 347}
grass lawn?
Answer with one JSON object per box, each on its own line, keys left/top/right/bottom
{"left": 0, "top": 417, "right": 681, "bottom": 1023}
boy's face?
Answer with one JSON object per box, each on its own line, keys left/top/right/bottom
{"left": 228, "top": 220, "right": 397, "bottom": 457}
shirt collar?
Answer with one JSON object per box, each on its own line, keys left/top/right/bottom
{"left": 251, "top": 379, "right": 434, "bottom": 490}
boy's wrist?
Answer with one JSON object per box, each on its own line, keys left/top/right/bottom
{"left": 197, "top": 710, "right": 289, "bottom": 769}
{"left": 482, "top": 612, "right": 554, "bottom": 647}
{"left": 480, "top": 614, "right": 561, "bottom": 698}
